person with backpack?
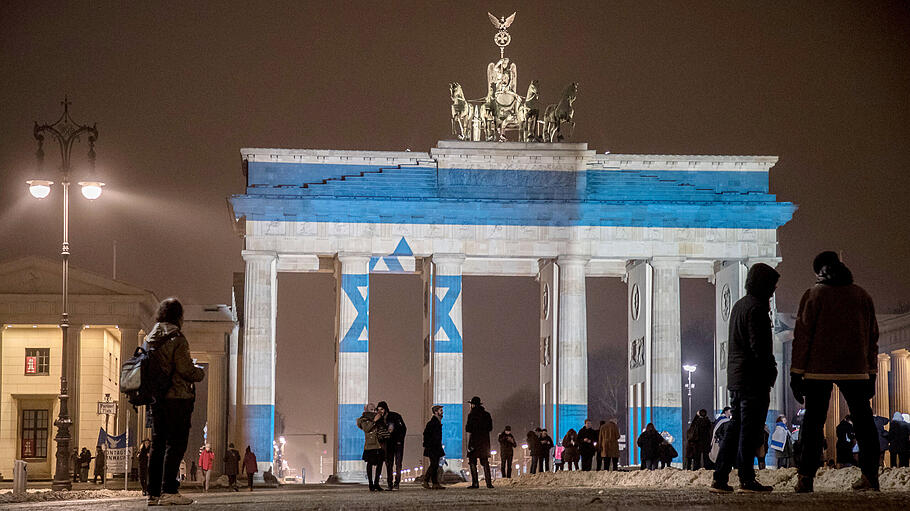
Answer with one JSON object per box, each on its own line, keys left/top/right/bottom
{"left": 145, "top": 297, "right": 205, "bottom": 506}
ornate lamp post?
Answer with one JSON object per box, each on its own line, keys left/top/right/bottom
{"left": 28, "top": 98, "right": 103, "bottom": 491}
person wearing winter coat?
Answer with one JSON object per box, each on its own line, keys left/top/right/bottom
{"left": 497, "top": 426, "right": 517, "bottom": 478}
{"left": 637, "top": 423, "right": 663, "bottom": 470}
{"left": 771, "top": 416, "right": 793, "bottom": 468}
{"left": 527, "top": 429, "right": 542, "bottom": 474}
{"left": 790, "top": 252, "right": 880, "bottom": 493}
{"left": 223, "top": 443, "right": 241, "bottom": 491}
{"left": 357, "top": 403, "right": 386, "bottom": 491}
{"left": 561, "top": 429, "right": 580, "bottom": 471}
{"left": 71, "top": 448, "right": 81, "bottom": 482}
{"left": 376, "top": 401, "right": 407, "bottom": 490}
{"left": 198, "top": 444, "right": 215, "bottom": 492}
{"left": 835, "top": 416, "right": 857, "bottom": 467}
{"left": 422, "top": 405, "right": 445, "bottom": 490}
{"left": 464, "top": 396, "right": 494, "bottom": 488}
{"left": 598, "top": 419, "right": 620, "bottom": 471}
{"left": 146, "top": 298, "right": 206, "bottom": 506}
{"left": 659, "top": 436, "right": 678, "bottom": 468}
{"left": 686, "top": 409, "right": 713, "bottom": 470}
{"left": 577, "top": 419, "right": 599, "bottom": 471}
{"left": 243, "top": 446, "right": 258, "bottom": 491}
{"left": 92, "top": 446, "right": 106, "bottom": 484}
{"left": 886, "top": 412, "right": 910, "bottom": 467}
{"left": 79, "top": 447, "right": 92, "bottom": 482}
{"left": 711, "top": 263, "right": 780, "bottom": 494}
{"left": 538, "top": 429, "right": 554, "bottom": 472}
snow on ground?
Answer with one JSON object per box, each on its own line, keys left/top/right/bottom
{"left": 0, "top": 488, "right": 139, "bottom": 504}
{"left": 499, "top": 466, "right": 910, "bottom": 492}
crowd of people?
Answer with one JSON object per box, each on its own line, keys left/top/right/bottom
{"left": 129, "top": 249, "right": 907, "bottom": 503}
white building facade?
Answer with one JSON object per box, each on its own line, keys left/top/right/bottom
{"left": 228, "top": 141, "right": 796, "bottom": 478}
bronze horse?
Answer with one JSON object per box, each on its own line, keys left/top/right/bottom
{"left": 449, "top": 82, "right": 473, "bottom": 140}
{"left": 543, "top": 82, "right": 578, "bottom": 142}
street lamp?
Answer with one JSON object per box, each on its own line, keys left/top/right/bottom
{"left": 683, "top": 364, "right": 697, "bottom": 419}
{"left": 28, "top": 98, "right": 101, "bottom": 491}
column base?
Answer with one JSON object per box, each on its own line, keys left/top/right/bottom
{"left": 333, "top": 460, "right": 368, "bottom": 483}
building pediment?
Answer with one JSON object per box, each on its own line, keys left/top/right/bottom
{"left": 0, "top": 256, "right": 156, "bottom": 298}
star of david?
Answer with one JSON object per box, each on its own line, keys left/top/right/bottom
{"left": 434, "top": 276, "right": 462, "bottom": 353}
{"left": 339, "top": 274, "right": 369, "bottom": 352}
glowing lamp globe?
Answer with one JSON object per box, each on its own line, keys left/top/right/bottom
{"left": 27, "top": 179, "right": 53, "bottom": 199}
{"left": 78, "top": 181, "right": 105, "bottom": 200}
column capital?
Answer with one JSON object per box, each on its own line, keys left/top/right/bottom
{"left": 336, "top": 253, "right": 371, "bottom": 275}
{"left": 878, "top": 353, "right": 892, "bottom": 362}
{"left": 556, "top": 254, "right": 589, "bottom": 265}
{"left": 241, "top": 250, "right": 277, "bottom": 263}
{"left": 891, "top": 348, "right": 910, "bottom": 359}
{"left": 432, "top": 253, "right": 466, "bottom": 264}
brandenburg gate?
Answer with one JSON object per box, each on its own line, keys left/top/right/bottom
{"left": 227, "top": 13, "right": 795, "bottom": 478}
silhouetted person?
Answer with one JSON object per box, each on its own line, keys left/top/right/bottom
{"left": 497, "top": 426, "right": 517, "bottom": 478}
{"left": 223, "top": 443, "right": 241, "bottom": 491}
{"left": 377, "top": 401, "right": 407, "bottom": 490}
{"left": 465, "top": 396, "right": 493, "bottom": 488}
{"left": 578, "top": 419, "right": 598, "bottom": 471}
{"left": 791, "top": 252, "right": 880, "bottom": 492}
{"left": 422, "top": 405, "right": 445, "bottom": 490}
{"left": 538, "top": 428, "right": 554, "bottom": 472}
{"left": 138, "top": 439, "right": 150, "bottom": 495}
{"left": 711, "top": 263, "right": 779, "bottom": 494}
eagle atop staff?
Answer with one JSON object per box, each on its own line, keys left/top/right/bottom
{"left": 488, "top": 12, "right": 516, "bottom": 31}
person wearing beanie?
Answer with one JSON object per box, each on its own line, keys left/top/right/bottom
{"left": 711, "top": 263, "right": 780, "bottom": 494}
{"left": 791, "top": 251, "right": 880, "bottom": 493}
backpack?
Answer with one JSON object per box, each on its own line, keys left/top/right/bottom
{"left": 120, "top": 332, "right": 175, "bottom": 408}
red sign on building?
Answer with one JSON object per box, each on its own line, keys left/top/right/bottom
{"left": 25, "top": 356, "right": 37, "bottom": 375}
{"left": 22, "top": 438, "right": 34, "bottom": 457}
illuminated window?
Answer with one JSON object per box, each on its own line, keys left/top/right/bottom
{"left": 21, "top": 409, "right": 49, "bottom": 458}
{"left": 24, "top": 348, "right": 50, "bottom": 375}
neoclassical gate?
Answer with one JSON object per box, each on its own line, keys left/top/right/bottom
{"left": 228, "top": 141, "right": 795, "bottom": 478}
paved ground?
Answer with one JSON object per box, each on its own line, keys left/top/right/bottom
{"left": 3, "top": 484, "right": 910, "bottom": 510}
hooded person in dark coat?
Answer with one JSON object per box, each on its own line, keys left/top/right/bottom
{"left": 791, "top": 252, "right": 880, "bottom": 492}
{"left": 527, "top": 429, "right": 542, "bottom": 474}
{"left": 711, "top": 263, "right": 779, "bottom": 494}
{"left": 686, "top": 409, "right": 713, "bottom": 470}
{"left": 637, "top": 423, "right": 663, "bottom": 470}
{"left": 464, "top": 396, "right": 493, "bottom": 488}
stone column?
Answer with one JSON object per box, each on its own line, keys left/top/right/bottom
{"left": 334, "top": 254, "right": 370, "bottom": 481}
{"left": 118, "top": 327, "right": 141, "bottom": 444}
{"left": 713, "top": 261, "right": 747, "bottom": 413}
{"left": 240, "top": 251, "right": 277, "bottom": 473}
{"left": 874, "top": 353, "right": 891, "bottom": 418}
{"left": 892, "top": 349, "right": 910, "bottom": 417}
{"left": 432, "top": 254, "right": 464, "bottom": 467}
{"left": 556, "top": 255, "right": 588, "bottom": 440}
{"left": 650, "top": 257, "right": 683, "bottom": 447}
{"left": 206, "top": 355, "right": 227, "bottom": 476}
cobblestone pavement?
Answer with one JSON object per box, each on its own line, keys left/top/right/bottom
{"left": 3, "top": 484, "right": 910, "bottom": 511}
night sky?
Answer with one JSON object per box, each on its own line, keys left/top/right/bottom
{"left": 2, "top": 1, "right": 909, "bottom": 474}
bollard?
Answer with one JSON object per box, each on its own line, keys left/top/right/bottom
{"left": 13, "top": 459, "right": 27, "bottom": 496}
